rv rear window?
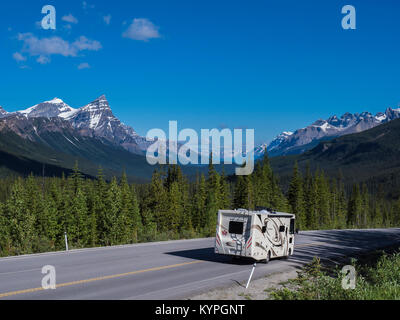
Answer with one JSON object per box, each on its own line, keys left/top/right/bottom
{"left": 229, "top": 221, "right": 244, "bottom": 234}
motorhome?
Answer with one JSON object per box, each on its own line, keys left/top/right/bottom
{"left": 215, "top": 209, "right": 295, "bottom": 262}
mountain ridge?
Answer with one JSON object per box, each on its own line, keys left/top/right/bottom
{"left": 1, "top": 95, "right": 152, "bottom": 156}
{"left": 259, "top": 107, "right": 400, "bottom": 157}
{"left": 269, "top": 117, "right": 400, "bottom": 199}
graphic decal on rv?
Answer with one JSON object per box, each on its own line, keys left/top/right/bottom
{"left": 264, "top": 218, "right": 284, "bottom": 247}
{"left": 215, "top": 210, "right": 295, "bottom": 261}
{"left": 255, "top": 242, "right": 268, "bottom": 252}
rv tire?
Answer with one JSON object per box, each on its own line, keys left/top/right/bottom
{"left": 284, "top": 249, "right": 292, "bottom": 259}
{"left": 264, "top": 251, "right": 271, "bottom": 264}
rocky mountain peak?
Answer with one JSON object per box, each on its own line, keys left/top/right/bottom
{"left": 82, "top": 95, "right": 110, "bottom": 111}
{"left": 259, "top": 106, "right": 400, "bottom": 157}
{"left": 0, "top": 106, "right": 7, "bottom": 118}
{"left": 17, "top": 98, "right": 77, "bottom": 119}
{"left": 3, "top": 95, "right": 151, "bottom": 156}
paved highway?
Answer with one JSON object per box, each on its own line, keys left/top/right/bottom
{"left": 0, "top": 228, "right": 399, "bottom": 300}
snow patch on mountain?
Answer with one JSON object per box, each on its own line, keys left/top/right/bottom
{"left": 259, "top": 108, "right": 400, "bottom": 157}
{"left": 9, "top": 95, "right": 151, "bottom": 156}
{"left": 18, "top": 98, "right": 78, "bottom": 119}
{"left": 0, "top": 106, "right": 8, "bottom": 118}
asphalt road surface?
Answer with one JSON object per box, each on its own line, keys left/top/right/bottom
{"left": 0, "top": 228, "right": 399, "bottom": 300}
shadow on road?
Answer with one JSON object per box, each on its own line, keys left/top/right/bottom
{"left": 166, "top": 229, "right": 400, "bottom": 267}
{"left": 166, "top": 247, "right": 256, "bottom": 265}
{"left": 288, "top": 228, "right": 400, "bottom": 266}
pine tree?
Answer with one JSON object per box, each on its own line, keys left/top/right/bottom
{"left": 315, "top": 171, "right": 331, "bottom": 229}
{"left": 288, "top": 162, "right": 305, "bottom": 229}
{"left": 392, "top": 197, "right": 400, "bottom": 227}
{"left": 336, "top": 171, "right": 347, "bottom": 229}
{"left": 255, "top": 152, "right": 273, "bottom": 208}
{"left": 0, "top": 202, "right": 10, "bottom": 256}
{"left": 233, "top": 175, "right": 248, "bottom": 209}
{"left": 361, "top": 183, "right": 370, "bottom": 228}
{"left": 372, "top": 199, "right": 384, "bottom": 228}
{"left": 207, "top": 154, "right": 222, "bottom": 209}
{"left": 41, "top": 194, "right": 59, "bottom": 249}
{"left": 303, "top": 162, "right": 316, "bottom": 229}
{"left": 147, "top": 170, "right": 169, "bottom": 232}
{"left": 70, "top": 185, "right": 89, "bottom": 247}
{"left": 203, "top": 190, "right": 218, "bottom": 237}
{"left": 129, "top": 184, "right": 142, "bottom": 242}
{"left": 219, "top": 169, "right": 231, "bottom": 209}
{"left": 119, "top": 172, "right": 134, "bottom": 244}
{"left": 166, "top": 181, "right": 183, "bottom": 234}
{"left": 347, "top": 184, "right": 362, "bottom": 228}
{"left": 6, "top": 178, "right": 35, "bottom": 254}
{"left": 104, "top": 177, "right": 122, "bottom": 245}
{"left": 94, "top": 167, "right": 108, "bottom": 246}
{"left": 193, "top": 174, "right": 207, "bottom": 231}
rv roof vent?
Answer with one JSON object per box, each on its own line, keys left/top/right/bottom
{"left": 256, "top": 206, "right": 276, "bottom": 213}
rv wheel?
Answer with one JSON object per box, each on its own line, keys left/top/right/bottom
{"left": 265, "top": 251, "right": 271, "bottom": 264}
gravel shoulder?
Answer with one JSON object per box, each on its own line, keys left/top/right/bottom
{"left": 188, "top": 267, "right": 299, "bottom": 300}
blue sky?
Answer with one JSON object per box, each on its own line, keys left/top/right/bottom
{"left": 1, "top": 0, "right": 400, "bottom": 144}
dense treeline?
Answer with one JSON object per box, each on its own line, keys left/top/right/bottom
{"left": 0, "top": 154, "right": 399, "bottom": 257}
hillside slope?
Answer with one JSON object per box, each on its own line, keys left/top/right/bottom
{"left": 270, "top": 118, "right": 400, "bottom": 198}
{"left": 0, "top": 116, "right": 159, "bottom": 181}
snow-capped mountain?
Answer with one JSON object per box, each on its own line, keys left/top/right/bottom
{"left": 0, "top": 113, "right": 79, "bottom": 142}
{"left": 18, "top": 98, "right": 77, "bottom": 119}
{"left": 67, "top": 95, "right": 150, "bottom": 154}
{"left": 0, "top": 106, "right": 8, "bottom": 118}
{"left": 266, "top": 131, "right": 293, "bottom": 152}
{"left": 7, "top": 95, "right": 151, "bottom": 155}
{"left": 261, "top": 108, "right": 400, "bottom": 157}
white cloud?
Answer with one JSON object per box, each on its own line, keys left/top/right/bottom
{"left": 37, "top": 56, "right": 50, "bottom": 64}
{"left": 62, "top": 14, "right": 78, "bottom": 24}
{"left": 73, "top": 36, "right": 102, "bottom": 51}
{"left": 122, "top": 18, "right": 161, "bottom": 41}
{"left": 16, "top": 33, "right": 102, "bottom": 64}
{"left": 103, "top": 15, "right": 111, "bottom": 25}
{"left": 12, "top": 52, "right": 26, "bottom": 62}
{"left": 18, "top": 33, "right": 76, "bottom": 57}
{"left": 82, "top": 1, "right": 95, "bottom": 10}
{"left": 78, "top": 62, "right": 90, "bottom": 69}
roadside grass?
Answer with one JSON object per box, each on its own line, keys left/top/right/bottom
{"left": 270, "top": 248, "right": 400, "bottom": 300}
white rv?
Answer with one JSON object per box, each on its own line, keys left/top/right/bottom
{"left": 215, "top": 209, "right": 295, "bottom": 262}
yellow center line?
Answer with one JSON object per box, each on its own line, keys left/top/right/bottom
{"left": 0, "top": 260, "right": 203, "bottom": 299}
{"left": 0, "top": 242, "right": 330, "bottom": 298}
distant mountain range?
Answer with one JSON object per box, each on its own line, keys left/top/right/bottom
{"left": 2, "top": 95, "right": 400, "bottom": 183}
{"left": 269, "top": 117, "right": 400, "bottom": 199}
{"left": 0, "top": 96, "right": 231, "bottom": 180}
{"left": 0, "top": 95, "right": 151, "bottom": 156}
{"left": 256, "top": 107, "right": 400, "bottom": 157}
